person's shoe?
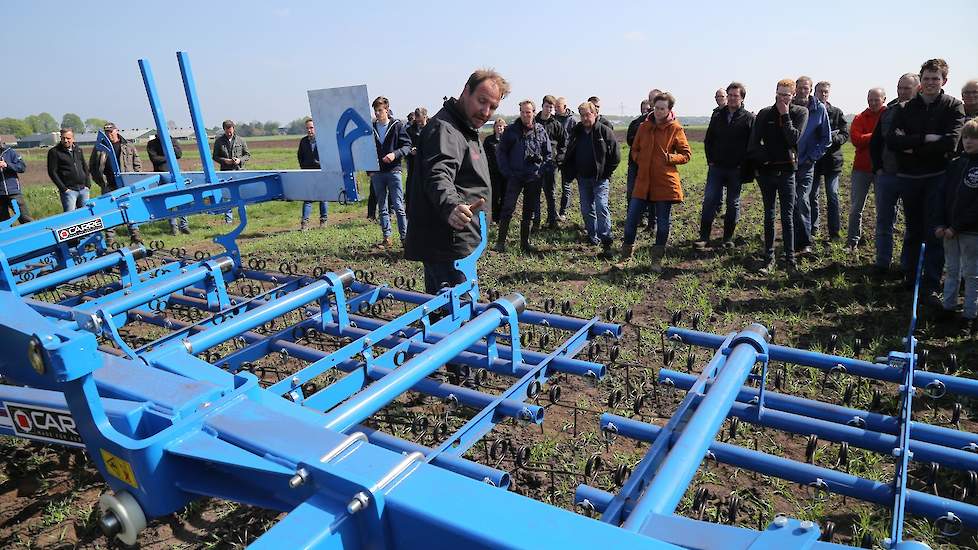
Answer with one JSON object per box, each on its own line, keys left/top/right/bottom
{"left": 375, "top": 237, "right": 393, "bottom": 249}
{"left": 531, "top": 219, "right": 541, "bottom": 233}
{"left": 721, "top": 239, "right": 736, "bottom": 250}
{"left": 320, "top": 217, "right": 328, "bottom": 229}
{"left": 168, "top": 225, "right": 178, "bottom": 236}
{"left": 846, "top": 242, "right": 859, "bottom": 253}
{"left": 785, "top": 259, "right": 798, "bottom": 275}
{"left": 797, "top": 246, "right": 813, "bottom": 257}
{"left": 494, "top": 219, "right": 511, "bottom": 252}
{"left": 620, "top": 243, "right": 634, "bottom": 261}
{"left": 179, "top": 226, "right": 191, "bottom": 235}
{"left": 758, "top": 258, "right": 776, "bottom": 275}
{"left": 556, "top": 213, "right": 567, "bottom": 222}
{"left": 693, "top": 240, "right": 708, "bottom": 250}
{"left": 600, "top": 239, "right": 614, "bottom": 257}
{"left": 300, "top": 219, "right": 310, "bottom": 232}
{"left": 520, "top": 221, "right": 538, "bottom": 254}
{"left": 650, "top": 245, "right": 665, "bottom": 273}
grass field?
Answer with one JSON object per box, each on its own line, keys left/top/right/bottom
{"left": 1, "top": 135, "right": 976, "bottom": 549}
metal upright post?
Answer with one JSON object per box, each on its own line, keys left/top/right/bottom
{"left": 138, "top": 59, "right": 184, "bottom": 188}
{"left": 176, "top": 52, "right": 218, "bottom": 185}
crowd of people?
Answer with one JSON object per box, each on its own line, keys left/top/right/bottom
{"left": 2, "top": 57, "right": 976, "bottom": 325}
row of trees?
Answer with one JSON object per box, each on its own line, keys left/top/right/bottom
{"left": 0, "top": 113, "right": 312, "bottom": 139}
{"left": 0, "top": 113, "right": 111, "bottom": 137}
{"left": 207, "top": 117, "right": 309, "bottom": 137}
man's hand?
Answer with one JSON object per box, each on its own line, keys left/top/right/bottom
{"left": 382, "top": 152, "right": 396, "bottom": 164}
{"left": 0, "top": 160, "right": 7, "bottom": 169}
{"left": 775, "top": 101, "right": 789, "bottom": 115}
{"left": 924, "top": 134, "right": 941, "bottom": 143}
{"left": 935, "top": 226, "right": 947, "bottom": 239}
{"left": 944, "top": 227, "right": 957, "bottom": 239}
{"left": 448, "top": 198, "right": 485, "bottom": 230}
{"left": 233, "top": 157, "right": 241, "bottom": 166}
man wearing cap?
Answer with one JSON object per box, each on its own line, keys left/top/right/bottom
{"left": 90, "top": 123, "right": 144, "bottom": 243}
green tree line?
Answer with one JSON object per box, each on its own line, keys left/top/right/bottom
{"left": 0, "top": 113, "right": 113, "bottom": 137}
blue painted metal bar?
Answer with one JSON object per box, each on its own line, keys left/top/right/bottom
{"left": 603, "top": 415, "right": 978, "bottom": 527}
{"left": 16, "top": 245, "right": 146, "bottom": 296}
{"left": 621, "top": 324, "right": 769, "bottom": 529}
{"left": 660, "top": 369, "right": 978, "bottom": 455}
{"left": 667, "top": 327, "right": 978, "bottom": 398}
{"left": 138, "top": 59, "right": 182, "bottom": 188}
{"left": 600, "top": 332, "right": 736, "bottom": 526}
{"left": 176, "top": 51, "right": 216, "bottom": 184}
{"left": 321, "top": 296, "right": 521, "bottom": 432}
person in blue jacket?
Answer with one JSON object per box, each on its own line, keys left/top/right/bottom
{"left": 791, "top": 76, "right": 831, "bottom": 256}
{"left": 370, "top": 96, "right": 413, "bottom": 249}
{"left": 0, "top": 140, "right": 31, "bottom": 224}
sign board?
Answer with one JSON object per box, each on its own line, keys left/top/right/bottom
{"left": 302, "top": 85, "right": 379, "bottom": 202}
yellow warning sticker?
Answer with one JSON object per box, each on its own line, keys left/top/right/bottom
{"left": 100, "top": 449, "right": 139, "bottom": 489}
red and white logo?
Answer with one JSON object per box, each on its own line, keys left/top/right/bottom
{"left": 53, "top": 218, "right": 105, "bottom": 243}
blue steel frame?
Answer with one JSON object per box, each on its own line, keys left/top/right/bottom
{"left": 0, "top": 52, "right": 972, "bottom": 550}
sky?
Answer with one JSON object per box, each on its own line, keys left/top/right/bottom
{"left": 4, "top": 0, "right": 978, "bottom": 130}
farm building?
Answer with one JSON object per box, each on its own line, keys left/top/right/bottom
{"left": 0, "top": 134, "right": 17, "bottom": 146}
{"left": 15, "top": 132, "right": 57, "bottom": 148}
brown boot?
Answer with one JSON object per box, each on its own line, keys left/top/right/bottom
{"left": 620, "top": 243, "right": 634, "bottom": 261}
{"left": 650, "top": 245, "right": 665, "bottom": 273}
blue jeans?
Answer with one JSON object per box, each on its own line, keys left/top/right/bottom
{"left": 60, "top": 187, "right": 90, "bottom": 212}
{"left": 847, "top": 170, "right": 875, "bottom": 246}
{"left": 699, "top": 165, "right": 742, "bottom": 242}
{"left": 874, "top": 173, "right": 901, "bottom": 268}
{"left": 810, "top": 170, "right": 841, "bottom": 239}
{"left": 793, "top": 161, "right": 815, "bottom": 248}
{"left": 625, "top": 199, "right": 672, "bottom": 246}
{"left": 758, "top": 171, "right": 796, "bottom": 261}
{"left": 626, "top": 162, "right": 655, "bottom": 228}
{"left": 578, "top": 177, "right": 612, "bottom": 244}
{"left": 371, "top": 171, "right": 407, "bottom": 240}
{"left": 898, "top": 174, "right": 944, "bottom": 291}
{"left": 943, "top": 233, "right": 978, "bottom": 318}
{"left": 301, "top": 201, "right": 329, "bottom": 222}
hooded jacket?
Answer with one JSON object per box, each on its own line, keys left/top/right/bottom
{"left": 534, "top": 112, "right": 567, "bottom": 166}
{"left": 0, "top": 145, "right": 27, "bottom": 196}
{"left": 90, "top": 136, "right": 142, "bottom": 191}
{"left": 371, "top": 118, "right": 413, "bottom": 173}
{"left": 814, "top": 102, "right": 849, "bottom": 174}
{"left": 47, "top": 142, "right": 90, "bottom": 191}
{"left": 885, "top": 90, "right": 966, "bottom": 177}
{"left": 496, "top": 118, "right": 553, "bottom": 182}
{"left": 850, "top": 106, "right": 884, "bottom": 173}
{"left": 404, "top": 98, "right": 491, "bottom": 263}
{"left": 630, "top": 118, "right": 691, "bottom": 202}
{"left": 935, "top": 152, "right": 978, "bottom": 233}
{"left": 562, "top": 120, "right": 620, "bottom": 183}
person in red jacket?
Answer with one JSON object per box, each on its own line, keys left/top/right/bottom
{"left": 846, "top": 87, "right": 886, "bottom": 251}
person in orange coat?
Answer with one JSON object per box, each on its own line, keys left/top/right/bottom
{"left": 622, "top": 92, "right": 692, "bottom": 271}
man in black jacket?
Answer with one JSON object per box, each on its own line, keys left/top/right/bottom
{"left": 697, "top": 82, "right": 755, "bottom": 249}
{"left": 563, "top": 101, "right": 621, "bottom": 255}
{"left": 747, "top": 78, "right": 809, "bottom": 273}
{"left": 212, "top": 120, "right": 250, "bottom": 223}
{"left": 147, "top": 134, "right": 188, "bottom": 234}
{"left": 405, "top": 69, "right": 510, "bottom": 294}
{"left": 532, "top": 95, "right": 567, "bottom": 229}
{"left": 870, "top": 73, "right": 919, "bottom": 275}
{"left": 810, "top": 81, "right": 849, "bottom": 242}
{"left": 886, "top": 58, "right": 966, "bottom": 293}
{"left": 297, "top": 118, "right": 327, "bottom": 231}
{"left": 405, "top": 107, "right": 428, "bottom": 204}
{"left": 47, "top": 128, "right": 91, "bottom": 212}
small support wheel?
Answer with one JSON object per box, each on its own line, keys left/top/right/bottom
{"left": 98, "top": 491, "right": 146, "bottom": 546}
